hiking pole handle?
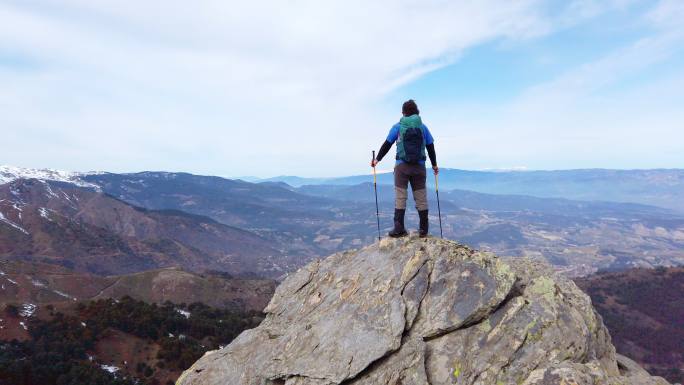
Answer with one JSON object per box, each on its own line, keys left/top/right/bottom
{"left": 371, "top": 150, "right": 377, "bottom": 184}
{"left": 435, "top": 173, "right": 439, "bottom": 191}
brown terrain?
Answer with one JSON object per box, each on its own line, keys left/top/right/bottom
{"left": 0, "top": 257, "right": 274, "bottom": 364}
{"left": 93, "top": 328, "right": 179, "bottom": 385}
{"left": 576, "top": 267, "right": 684, "bottom": 384}
{"left": 0, "top": 179, "right": 289, "bottom": 277}
{"left": 0, "top": 259, "right": 275, "bottom": 313}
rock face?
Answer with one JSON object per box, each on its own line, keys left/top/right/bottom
{"left": 177, "top": 237, "right": 670, "bottom": 385}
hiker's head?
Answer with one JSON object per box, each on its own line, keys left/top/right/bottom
{"left": 402, "top": 100, "right": 419, "bottom": 116}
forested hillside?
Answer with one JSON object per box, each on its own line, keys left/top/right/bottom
{"left": 576, "top": 267, "right": 684, "bottom": 383}
{"left": 0, "top": 297, "right": 263, "bottom": 385}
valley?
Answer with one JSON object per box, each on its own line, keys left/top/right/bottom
{"left": 82, "top": 171, "right": 684, "bottom": 276}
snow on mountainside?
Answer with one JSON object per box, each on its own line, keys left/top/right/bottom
{"left": 0, "top": 165, "right": 101, "bottom": 189}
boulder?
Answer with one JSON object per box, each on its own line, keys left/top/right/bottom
{"left": 177, "top": 236, "right": 670, "bottom": 385}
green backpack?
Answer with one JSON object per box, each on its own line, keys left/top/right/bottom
{"left": 396, "top": 115, "right": 426, "bottom": 164}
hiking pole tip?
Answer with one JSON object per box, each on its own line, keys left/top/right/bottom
{"left": 435, "top": 172, "right": 443, "bottom": 239}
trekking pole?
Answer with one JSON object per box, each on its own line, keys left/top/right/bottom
{"left": 435, "top": 172, "right": 443, "bottom": 239}
{"left": 371, "top": 151, "right": 381, "bottom": 241}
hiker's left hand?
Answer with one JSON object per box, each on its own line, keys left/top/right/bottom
{"left": 371, "top": 159, "right": 378, "bottom": 167}
{"left": 432, "top": 166, "right": 439, "bottom": 175}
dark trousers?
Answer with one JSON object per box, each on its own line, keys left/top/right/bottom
{"left": 394, "top": 163, "right": 428, "bottom": 211}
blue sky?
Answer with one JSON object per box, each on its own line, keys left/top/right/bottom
{"left": 1, "top": 0, "right": 683, "bottom": 177}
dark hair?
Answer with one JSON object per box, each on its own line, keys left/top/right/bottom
{"left": 402, "top": 99, "right": 419, "bottom": 116}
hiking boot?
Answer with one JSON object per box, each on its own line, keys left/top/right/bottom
{"left": 388, "top": 209, "right": 408, "bottom": 238}
{"left": 418, "top": 210, "right": 429, "bottom": 238}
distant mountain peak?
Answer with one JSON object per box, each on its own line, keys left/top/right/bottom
{"left": 0, "top": 165, "right": 100, "bottom": 189}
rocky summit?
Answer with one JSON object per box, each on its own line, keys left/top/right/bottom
{"left": 177, "top": 237, "right": 670, "bottom": 385}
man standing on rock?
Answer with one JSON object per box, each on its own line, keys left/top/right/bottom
{"left": 371, "top": 99, "right": 438, "bottom": 238}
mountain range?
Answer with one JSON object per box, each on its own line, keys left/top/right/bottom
{"left": 0, "top": 178, "right": 286, "bottom": 276}
{"left": 84, "top": 171, "right": 684, "bottom": 275}
{"left": 261, "top": 168, "right": 684, "bottom": 212}
{"left": 1, "top": 166, "right": 683, "bottom": 278}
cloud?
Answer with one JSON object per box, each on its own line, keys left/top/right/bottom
{"left": 1, "top": 1, "right": 554, "bottom": 101}
{"left": 0, "top": 0, "right": 676, "bottom": 176}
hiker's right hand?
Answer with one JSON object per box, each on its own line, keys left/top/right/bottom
{"left": 371, "top": 159, "right": 378, "bottom": 167}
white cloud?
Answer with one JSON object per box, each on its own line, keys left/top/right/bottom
{"left": 0, "top": 0, "right": 675, "bottom": 176}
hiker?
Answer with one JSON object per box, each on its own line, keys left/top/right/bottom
{"left": 371, "top": 99, "right": 438, "bottom": 238}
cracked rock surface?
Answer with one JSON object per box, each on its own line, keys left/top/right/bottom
{"left": 176, "top": 237, "right": 670, "bottom": 385}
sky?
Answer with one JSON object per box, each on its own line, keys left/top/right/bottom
{"left": 1, "top": 0, "right": 683, "bottom": 177}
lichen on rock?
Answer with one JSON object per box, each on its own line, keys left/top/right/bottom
{"left": 177, "top": 237, "right": 670, "bottom": 385}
